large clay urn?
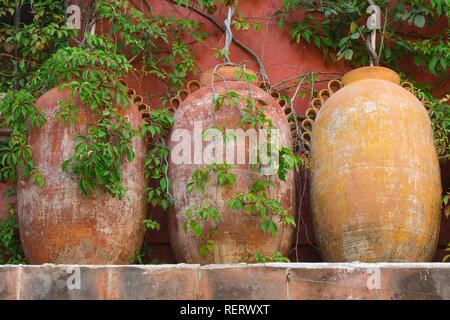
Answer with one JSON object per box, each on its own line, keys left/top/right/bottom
{"left": 311, "top": 66, "right": 442, "bottom": 262}
{"left": 17, "top": 86, "right": 147, "bottom": 264}
{"left": 168, "top": 66, "right": 295, "bottom": 263}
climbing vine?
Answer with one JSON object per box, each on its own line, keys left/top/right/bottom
{"left": 275, "top": 0, "right": 449, "bottom": 158}
{"left": 0, "top": 0, "right": 206, "bottom": 196}
{"left": 277, "top": 0, "right": 449, "bottom": 74}
{"left": 0, "top": 0, "right": 207, "bottom": 264}
{"left": 402, "top": 81, "right": 450, "bottom": 161}
{"left": 131, "top": 106, "right": 175, "bottom": 264}
{"left": 98, "top": 0, "right": 207, "bottom": 100}
{"left": 181, "top": 68, "right": 301, "bottom": 260}
{"left": 142, "top": 108, "right": 174, "bottom": 210}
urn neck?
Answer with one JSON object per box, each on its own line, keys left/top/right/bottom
{"left": 199, "top": 66, "right": 258, "bottom": 87}
{"left": 342, "top": 67, "right": 400, "bottom": 86}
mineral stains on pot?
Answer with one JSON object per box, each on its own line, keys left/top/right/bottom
{"left": 168, "top": 66, "right": 296, "bottom": 264}
{"left": 16, "top": 86, "right": 147, "bottom": 264}
{"left": 310, "top": 66, "right": 442, "bottom": 262}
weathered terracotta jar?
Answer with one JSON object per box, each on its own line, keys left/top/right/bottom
{"left": 17, "top": 86, "right": 147, "bottom": 264}
{"left": 311, "top": 66, "right": 442, "bottom": 262}
{"left": 168, "top": 66, "right": 295, "bottom": 263}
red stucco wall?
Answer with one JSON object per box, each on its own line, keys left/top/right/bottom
{"left": 122, "top": 0, "right": 449, "bottom": 113}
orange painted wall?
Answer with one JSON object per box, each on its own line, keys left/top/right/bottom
{"left": 121, "top": 0, "right": 349, "bottom": 115}
{"left": 122, "top": 0, "right": 448, "bottom": 113}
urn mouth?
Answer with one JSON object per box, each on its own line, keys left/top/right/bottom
{"left": 342, "top": 66, "right": 400, "bottom": 86}
{"left": 199, "top": 65, "right": 259, "bottom": 86}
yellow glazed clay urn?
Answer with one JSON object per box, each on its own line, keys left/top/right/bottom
{"left": 310, "top": 66, "right": 442, "bottom": 262}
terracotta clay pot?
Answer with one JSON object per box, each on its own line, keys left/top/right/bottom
{"left": 17, "top": 86, "right": 147, "bottom": 264}
{"left": 168, "top": 66, "right": 295, "bottom": 264}
{"left": 311, "top": 66, "right": 442, "bottom": 262}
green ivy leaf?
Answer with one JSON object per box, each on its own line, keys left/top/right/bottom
{"left": 61, "top": 159, "right": 71, "bottom": 172}
{"left": 199, "top": 246, "right": 209, "bottom": 256}
{"left": 190, "top": 220, "right": 202, "bottom": 237}
{"left": 343, "top": 49, "right": 353, "bottom": 60}
{"left": 262, "top": 219, "right": 277, "bottom": 236}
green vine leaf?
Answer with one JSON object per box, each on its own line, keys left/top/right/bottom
{"left": 144, "top": 219, "right": 161, "bottom": 230}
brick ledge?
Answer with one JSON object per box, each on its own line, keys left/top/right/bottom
{"left": 1, "top": 263, "right": 449, "bottom": 300}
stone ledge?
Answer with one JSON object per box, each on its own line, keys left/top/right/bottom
{"left": 0, "top": 263, "right": 449, "bottom": 300}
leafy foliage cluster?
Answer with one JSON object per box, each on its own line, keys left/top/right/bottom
{"left": 177, "top": 0, "right": 264, "bottom": 31}
{"left": 253, "top": 250, "right": 290, "bottom": 263}
{"left": 182, "top": 69, "right": 301, "bottom": 261}
{"left": 277, "top": 0, "right": 449, "bottom": 75}
{"left": 418, "top": 87, "right": 450, "bottom": 161}
{"left": 228, "top": 179, "right": 296, "bottom": 237}
{"left": 100, "top": 0, "right": 207, "bottom": 100}
{"left": 0, "top": 0, "right": 75, "bottom": 92}
{"left": 0, "top": 188, "right": 25, "bottom": 264}
{"left": 184, "top": 164, "right": 233, "bottom": 256}
{"left": 276, "top": 1, "right": 449, "bottom": 159}
{"left": 0, "top": 0, "right": 206, "bottom": 263}
{"left": 0, "top": 90, "right": 45, "bottom": 186}
{"left": 1, "top": 0, "right": 205, "bottom": 194}
{"left": 132, "top": 106, "right": 174, "bottom": 264}
{"left": 142, "top": 108, "right": 174, "bottom": 210}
